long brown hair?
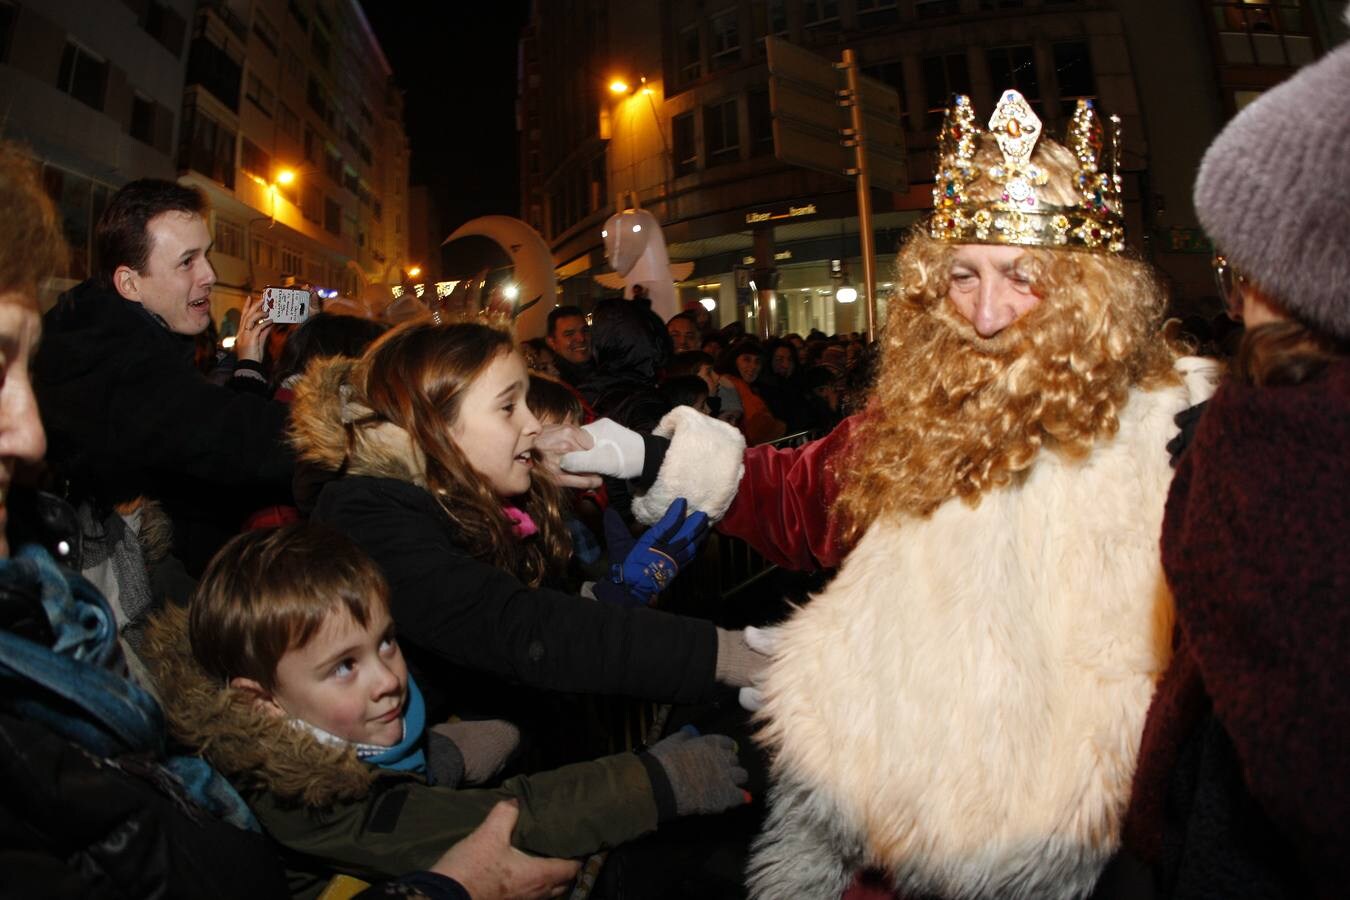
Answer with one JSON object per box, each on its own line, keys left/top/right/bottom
{"left": 1232, "top": 319, "right": 1348, "bottom": 387}
{"left": 356, "top": 322, "right": 571, "bottom": 586}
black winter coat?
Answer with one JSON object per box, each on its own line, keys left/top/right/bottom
{"left": 311, "top": 475, "right": 720, "bottom": 721}
{"left": 34, "top": 281, "right": 293, "bottom": 574}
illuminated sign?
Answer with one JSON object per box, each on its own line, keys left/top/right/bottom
{"left": 745, "top": 203, "right": 818, "bottom": 224}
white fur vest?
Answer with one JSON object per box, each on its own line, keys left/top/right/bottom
{"left": 747, "top": 361, "right": 1217, "bottom": 900}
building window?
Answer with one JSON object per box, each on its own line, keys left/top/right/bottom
{"left": 916, "top": 0, "right": 960, "bottom": 17}
{"left": 186, "top": 24, "right": 243, "bottom": 112}
{"left": 252, "top": 9, "right": 278, "bottom": 53}
{"left": 922, "top": 52, "right": 971, "bottom": 128}
{"left": 673, "top": 112, "right": 698, "bottom": 176}
{"left": 130, "top": 95, "right": 156, "bottom": 146}
{"left": 1210, "top": 0, "right": 1314, "bottom": 67}
{"left": 306, "top": 75, "right": 330, "bottom": 123}
{"left": 676, "top": 24, "right": 701, "bottom": 86}
{"left": 179, "top": 98, "right": 236, "bottom": 189}
{"left": 803, "top": 0, "right": 839, "bottom": 34}
{"left": 324, "top": 146, "right": 342, "bottom": 183}
{"left": 704, "top": 97, "right": 740, "bottom": 167}
{"left": 57, "top": 42, "right": 108, "bottom": 111}
{"left": 280, "top": 246, "right": 301, "bottom": 276}
{"left": 302, "top": 184, "right": 321, "bottom": 222}
{"left": 856, "top": 0, "right": 899, "bottom": 28}
{"left": 215, "top": 218, "right": 243, "bottom": 258}
{"left": 279, "top": 101, "right": 301, "bottom": 139}
{"left": 240, "top": 138, "right": 271, "bottom": 180}
{"left": 252, "top": 236, "right": 276, "bottom": 269}
{"left": 142, "top": 1, "right": 186, "bottom": 56}
{"left": 245, "top": 72, "right": 275, "bottom": 116}
{"left": 986, "top": 46, "right": 1042, "bottom": 113}
{"left": 40, "top": 165, "right": 99, "bottom": 281}
{"left": 710, "top": 8, "right": 740, "bottom": 69}
{"left": 747, "top": 89, "right": 773, "bottom": 157}
{"left": 310, "top": 26, "right": 331, "bottom": 70}
{"left": 287, "top": 0, "right": 309, "bottom": 32}
{"left": 0, "top": 3, "right": 15, "bottom": 64}
{"left": 324, "top": 196, "right": 341, "bottom": 235}
{"left": 862, "top": 60, "right": 907, "bottom": 129}
{"left": 589, "top": 154, "right": 607, "bottom": 213}
{"left": 1052, "top": 41, "right": 1097, "bottom": 115}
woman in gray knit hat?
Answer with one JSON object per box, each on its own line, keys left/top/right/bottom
{"left": 1120, "top": 15, "right": 1350, "bottom": 900}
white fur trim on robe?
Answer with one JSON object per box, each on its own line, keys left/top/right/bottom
{"left": 751, "top": 364, "right": 1216, "bottom": 900}
{"left": 633, "top": 406, "right": 746, "bottom": 524}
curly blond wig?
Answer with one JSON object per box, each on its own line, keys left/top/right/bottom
{"left": 835, "top": 136, "right": 1179, "bottom": 546}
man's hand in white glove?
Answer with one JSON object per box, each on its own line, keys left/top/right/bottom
{"left": 737, "top": 625, "right": 780, "bottom": 713}
{"left": 560, "top": 418, "right": 646, "bottom": 480}
{"left": 535, "top": 423, "right": 602, "bottom": 489}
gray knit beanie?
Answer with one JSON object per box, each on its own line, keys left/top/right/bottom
{"left": 1194, "top": 14, "right": 1350, "bottom": 339}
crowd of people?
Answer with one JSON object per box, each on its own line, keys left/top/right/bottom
{"left": 1, "top": 23, "right": 1346, "bottom": 900}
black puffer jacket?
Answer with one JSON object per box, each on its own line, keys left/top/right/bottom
{"left": 578, "top": 297, "right": 673, "bottom": 429}
{"left": 34, "top": 281, "right": 293, "bottom": 574}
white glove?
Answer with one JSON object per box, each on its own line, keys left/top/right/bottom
{"left": 560, "top": 418, "right": 646, "bottom": 479}
{"left": 737, "top": 625, "right": 780, "bottom": 713}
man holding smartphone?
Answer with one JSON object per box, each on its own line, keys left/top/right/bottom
{"left": 35, "top": 179, "right": 294, "bottom": 577}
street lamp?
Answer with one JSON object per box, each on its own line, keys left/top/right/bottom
{"left": 408, "top": 265, "right": 422, "bottom": 279}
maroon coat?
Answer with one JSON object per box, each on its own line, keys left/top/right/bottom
{"left": 1124, "top": 358, "right": 1350, "bottom": 899}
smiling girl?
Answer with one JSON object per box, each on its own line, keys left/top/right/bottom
{"left": 290, "top": 322, "right": 764, "bottom": 725}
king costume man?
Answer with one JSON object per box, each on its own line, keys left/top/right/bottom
{"left": 563, "top": 90, "right": 1219, "bottom": 900}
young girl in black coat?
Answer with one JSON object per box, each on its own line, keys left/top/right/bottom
{"left": 289, "top": 322, "right": 766, "bottom": 727}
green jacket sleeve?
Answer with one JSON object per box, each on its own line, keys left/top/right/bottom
{"left": 250, "top": 752, "right": 658, "bottom": 881}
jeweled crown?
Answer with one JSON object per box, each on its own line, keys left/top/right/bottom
{"left": 930, "top": 90, "right": 1125, "bottom": 254}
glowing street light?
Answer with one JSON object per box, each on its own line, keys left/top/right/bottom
{"left": 835, "top": 285, "right": 858, "bottom": 303}
{"left": 407, "top": 265, "right": 422, "bottom": 279}
{"left": 503, "top": 284, "right": 520, "bottom": 301}
{"left": 275, "top": 168, "right": 296, "bottom": 186}
{"left": 699, "top": 297, "right": 716, "bottom": 311}
{"left": 609, "top": 78, "right": 630, "bottom": 94}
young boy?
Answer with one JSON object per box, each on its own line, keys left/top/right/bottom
{"left": 146, "top": 523, "right": 748, "bottom": 897}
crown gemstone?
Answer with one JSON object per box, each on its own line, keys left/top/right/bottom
{"left": 1007, "top": 119, "right": 1021, "bottom": 137}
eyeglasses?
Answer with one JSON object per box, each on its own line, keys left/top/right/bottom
{"left": 1211, "top": 253, "right": 1248, "bottom": 304}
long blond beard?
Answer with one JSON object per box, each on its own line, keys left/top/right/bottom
{"left": 835, "top": 272, "right": 1174, "bottom": 546}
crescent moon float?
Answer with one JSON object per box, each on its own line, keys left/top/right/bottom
{"left": 444, "top": 216, "right": 556, "bottom": 339}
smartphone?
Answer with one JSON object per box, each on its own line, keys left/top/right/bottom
{"left": 261, "top": 287, "right": 313, "bottom": 325}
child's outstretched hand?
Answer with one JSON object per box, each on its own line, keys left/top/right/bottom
{"left": 602, "top": 498, "right": 709, "bottom": 605}
{"left": 429, "top": 800, "right": 580, "bottom": 899}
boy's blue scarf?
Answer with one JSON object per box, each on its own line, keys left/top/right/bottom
{"left": 358, "top": 674, "right": 427, "bottom": 773}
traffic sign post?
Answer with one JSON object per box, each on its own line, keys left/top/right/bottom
{"left": 766, "top": 36, "right": 908, "bottom": 342}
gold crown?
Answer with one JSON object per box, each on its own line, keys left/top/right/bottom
{"left": 929, "top": 90, "right": 1125, "bottom": 254}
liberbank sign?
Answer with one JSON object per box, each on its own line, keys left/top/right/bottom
{"left": 745, "top": 203, "right": 818, "bottom": 225}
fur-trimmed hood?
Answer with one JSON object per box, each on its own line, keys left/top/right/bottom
{"left": 142, "top": 604, "right": 375, "bottom": 807}
{"left": 288, "top": 355, "right": 427, "bottom": 487}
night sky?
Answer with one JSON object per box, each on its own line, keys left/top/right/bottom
{"left": 359, "top": 2, "right": 532, "bottom": 234}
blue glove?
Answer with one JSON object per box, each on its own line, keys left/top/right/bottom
{"left": 603, "top": 498, "right": 709, "bottom": 604}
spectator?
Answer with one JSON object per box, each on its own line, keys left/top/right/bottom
{"left": 1123, "top": 35, "right": 1350, "bottom": 899}
{"left": 34, "top": 178, "right": 293, "bottom": 575}
{"left": 521, "top": 336, "right": 561, "bottom": 379}
{"left": 544, "top": 305, "right": 593, "bottom": 389}
{"left": 714, "top": 339, "right": 786, "bottom": 445}
{"left": 146, "top": 524, "right": 748, "bottom": 895}
{"left": 667, "top": 311, "right": 703, "bottom": 353}
{"left": 290, "top": 322, "right": 767, "bottom": 725}
{"left": 578, "top": 297, "right": 672, "bottom": 431}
